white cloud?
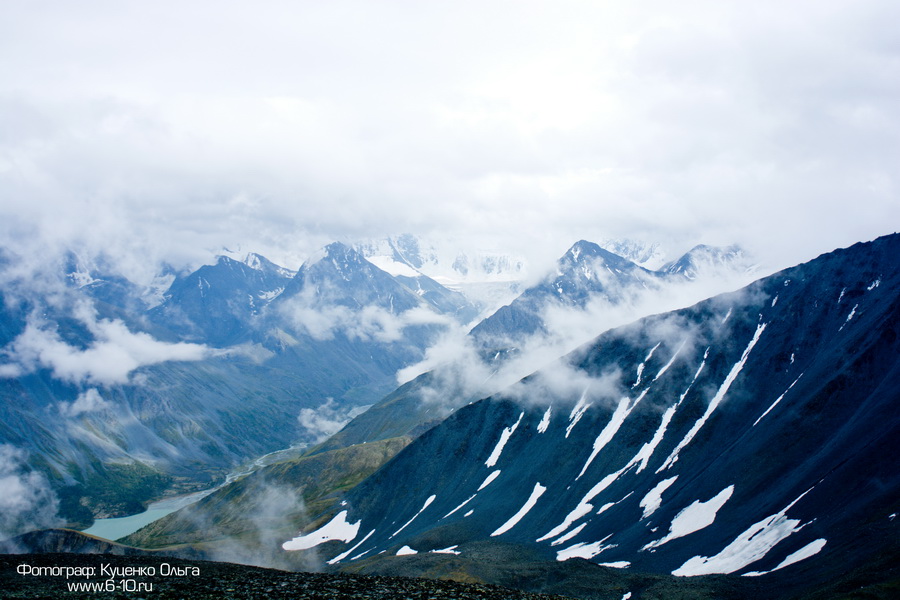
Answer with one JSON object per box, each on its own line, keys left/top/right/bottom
{"left": 398, "top": 263, "right": 759, "bottom": 412}
{"left": 59, "top": 388, "right": 110, "bottom": 417}
{"left": 0, "top": 444, "right": 61, "bottom": 542}
{"left": 0, "top": 301, "right": 211, "bottom": 386}
{"left": 279, "top": 285, "right": 452, "bottom": 343}
{"left": 297, "top": 398, "right": 369, "bottom": 443}
{"left": 0, "top": 1, "right": 896, "bottom": 279}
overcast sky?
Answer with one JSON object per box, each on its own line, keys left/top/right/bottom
{"left": 1, "top": 0, "right": 897, "bottom": 280}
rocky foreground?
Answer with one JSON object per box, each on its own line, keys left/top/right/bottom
{"left": 1, "top": 553, "right": 573, "bottom": 600}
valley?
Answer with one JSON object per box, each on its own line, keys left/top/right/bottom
{"left": 1, "top": 233, "right": 898, "bottom": 600}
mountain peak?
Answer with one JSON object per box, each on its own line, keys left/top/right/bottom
{"left": 561, "top": 240, "right": 641, "bottom": 274}
{"left": 566, "top": 240, "right": 603, "bottom": 261}
{"left": 242, "top": 253, "right": 296, "bottom": 278}
{"left": 663, "top": 244, "right": 756, "bottom": 280}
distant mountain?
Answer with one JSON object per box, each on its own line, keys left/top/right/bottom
{"left": 0, "top": 242, "right": 474, "bottom": 529}
{"left": 276, "top": 242, "right": 474, "bottom": 322}
{"left": 662, "top": 244, "right": 757, "bottom": 281}
{"left": 148, "top": 254, "right": 294, "bottom": 346}
{"left": 280, "top": 233, "right": 900, "bottom": 598}
{"left": 356, "top": 234, "right": 527, "bottom": 315}
{"left": 322, "top": 240, "right": 758, "bottom": 455}
{"left": 597, "top": 239, "right": 668, "bottom": 270}
{"left": 469, "top": 240, "right": 663, "bottom": 351}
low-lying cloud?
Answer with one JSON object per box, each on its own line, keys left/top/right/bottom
{"left": 398, "top": 265, "right": 760, "bottom": 413}
{"left": 0, "top": 445, "right": 61, "bottom": 545}
{"left": 279, "top": 285, "right": 453, "bottom": 343}
{"left": 0, "top": 300, "right": 211, "bottom": 386}
{"left": 58, "top": 387, "right": 111, "bottom": 417}
{"left": 297, "top": 398, "right": 370, "bottom": 444}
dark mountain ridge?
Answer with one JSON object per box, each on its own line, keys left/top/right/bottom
{"left": 280, "top": 233, "right": 900, "bottom": 597}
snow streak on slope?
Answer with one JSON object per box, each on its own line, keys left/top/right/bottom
{"left": 577, "top": 397, "right": 632, "bottom": 479}
{"left": 632, "top": 343, "right": 661, "bottom": 388}
{"left": 478, "top": 470, "right": 502, "bottom": 491}
{"left": 443, "top": 495, "right": 477, "bottom": 519}
{"left": 566, "top": 393, "right": 591, "bottom": 438}
{"left": 391, "top": 495, "right": 437, "bottom": 538}
{"left": 753, "top": 375, "right": 803, "bottom": 426}
{"left": 672, "top": 488, "right": 816, "bottom": 576}
{"left": 743, "top": 539, "right": 828, "bottom": 576}
{"left": 328, "top": 529, "right": 376, "bottom": 564}
{"left": 537, "top": 405, "right": 552, "bottom": 433}
{"left": 491, "top": 482, "right": 547, "bottom": 537}
{"left": 485, "top": 412, "right": 524, "bottom": 467}
{"left": 550, "top": 523, "right": 588, "bottom": 546}
{"left": 658, "top": 323, "right": 766, "bottom": 472}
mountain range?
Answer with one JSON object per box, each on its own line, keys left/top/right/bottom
{"left": 269, "top": 233, "right": 898, "bottom": 599}
{"left": 0, "top": 241, "right": 475, "bottom": 525}
{"left": 3, "top": 232, "right": 895, "bottom": 599}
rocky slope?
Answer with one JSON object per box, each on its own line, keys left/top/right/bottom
{"left": 281, "top": 233, "right": 900, "bottom": 596}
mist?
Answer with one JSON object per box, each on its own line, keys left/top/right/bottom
{"left": 0, "top": 445, "right": 61, "bottom": 549}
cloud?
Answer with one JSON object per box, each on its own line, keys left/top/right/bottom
{"left": 58, "top": 388, "right": 110, "bottom": 417}
{"left": 0, "top": 1, "right": 897, "bottom": 279}
{"left": 0, "top": 445, "right": 61, "bottom": 545}
{"left": 398, "top": 263, "right": 759, "bottom": 412}
{"left": 0, "top": 301, "right": 212, "bottom": 385}
{"left": 279, "top": 284, "right": 452, "bottom": 343}
{"left": 297, "top": 398, "right": 370, "bottom": 444}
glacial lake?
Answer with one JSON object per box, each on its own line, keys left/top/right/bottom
{"left": 81, "top": 444, "right": 307, "bottom": 542}
{"left": 79, "top": 491, "right": 211, "bottom": 541}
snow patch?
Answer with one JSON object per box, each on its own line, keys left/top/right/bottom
{"left": 365, "top": 255, "right": 422, "bottom": 278}
{"left": 577, "top": 397, "right": 631, "bottom": 479}
{"left": 551, "top": 522, "right": 588, "bottom": 547}
{"left": 743, "top": 539, "right": 827, "bottom": 576}
{"left": 478, "top": 470, "right": 501, "bottom": 491}
{"left": 486, "top": 412, "right": 524, "bottom": 467}
{"left": 443, "top": 494, "right": 477, "bottom": 519}
{"left": 556, "top": 535, "right": 615, "bottom": 561}
{"left": 258, "top": 287, "right": 284, "bottom": 301}
{"left": 537, "top": 406, "right": 552, "bottom": 433}
{"left": 431, "top": 545, "right": 462, "bottom": 555}
{"left": 643, "top": 485, "right": 734, "bottom": 550}
{"left": 632, "top": 364, "right": 645, "bottom": 388}
{"left": 539, "top": 468, "right": 628, "bottom": 543}
{"left": 659, "top": 324, "right": 766, "bottom": 471}
{"left": 396, "top": 545, "right": 418, "bottom": 556}
{"left": 491, "top": 482, "right": 547, "bottom": 536}
{"left": 632, "top": 342, "right": 661, "bottom": 388}
{"left": 566, "top": 393, "right": 592, "bottom": 438}
{"left": 652, "top": 340, "right": 686, "bottom": 382}
{"left": 754, "top": 375, "right": 803, "bottom": 426}
{"left": 283, "top": 510, "right": 360, "bottom": 551}
{"left": 640, "top": 476, "right": 679, "bottom": 519}
{"left": 390, "top": 495, "right": 436, "bottom": 538}
{"left": 672, "top": 488, "right": 814, "bottom": 576}
{"left": 328, "top": 529, "right": 375, "bottom": 564}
